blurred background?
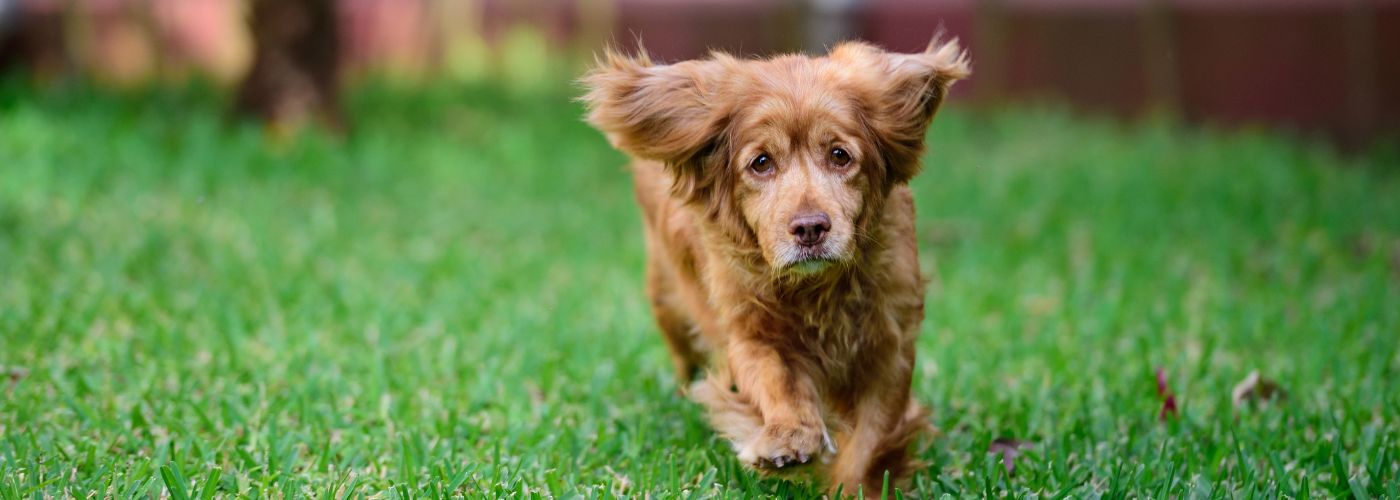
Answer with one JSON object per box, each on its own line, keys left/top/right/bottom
{"left": 3, "top": 2, "right": 1399, "bottom": 496}
{"left": 1, "top": 0, "right": 1396, "bottom": 145}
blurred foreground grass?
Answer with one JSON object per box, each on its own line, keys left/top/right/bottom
{"left": 1, "top": 82, "right": 1398, "bottom": 497}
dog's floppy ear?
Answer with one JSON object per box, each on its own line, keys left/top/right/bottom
{"left": 580, "top": 48, "right": 731, "bottom": 165}
{"left": 833, "top": 39, "right": 970, "bottom": 185}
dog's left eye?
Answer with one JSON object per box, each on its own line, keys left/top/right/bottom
{"left": 749, "top": 154, "right": 774, "bottom": 175}
{"left": 830, "top": 147, "right": 851, "bottom": 167}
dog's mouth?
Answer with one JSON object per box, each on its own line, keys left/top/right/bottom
{"left": 786, "top": 258, "right": 835, "bottom": 275}
{"left": 781, "top": 248, "right": 841, "bottom": 275}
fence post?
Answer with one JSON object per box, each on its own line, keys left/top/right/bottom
{"left": 974, "top": 0, "right": 1007, "bottom": 103}
{"left": 1142, "top": 0, "right": 1180, "bottom": 120}
{"left": 1345, "top": 0, "right": 1377, "bottom": 144}
{"left": 805, "top": 0, "right": 861, "bottom": 53}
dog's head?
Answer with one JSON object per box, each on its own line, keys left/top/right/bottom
{"left": 582, "top": 40, "right": 969, "bottom": 276}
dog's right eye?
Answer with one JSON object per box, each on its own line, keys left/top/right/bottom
{"left": 749, "top": 154, "right": 774, "bottom": 175}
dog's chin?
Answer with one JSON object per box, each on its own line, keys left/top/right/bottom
{"left": 775, "top": 247, "right": 845, "bottom": 277}
{"left": 785, "top": 258, "right": 836, "bottom": 276}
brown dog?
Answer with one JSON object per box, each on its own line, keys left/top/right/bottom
{"left": 581, "top": 39, "right": 969, "bottom": 495}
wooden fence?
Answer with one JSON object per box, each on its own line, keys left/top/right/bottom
{"left": 2, "top": 0, "right": 1394, "bottom": 144}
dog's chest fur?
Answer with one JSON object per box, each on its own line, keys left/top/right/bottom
{"left": 698, "top": 191, "right": 922, "bottom": 396}
{"left": 762, "top": 252, "right": 910, "bottom": 397}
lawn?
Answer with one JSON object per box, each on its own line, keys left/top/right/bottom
{"left": 1, "top": 81, "right": 1398, "bottom": 498}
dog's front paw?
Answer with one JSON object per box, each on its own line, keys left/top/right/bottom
{"left": 737, "top": 420, "right": 834, "bottom": 469}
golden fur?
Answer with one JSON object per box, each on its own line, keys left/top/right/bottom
{"left": 581, "top": 39, "right": 969, "bottom": 496}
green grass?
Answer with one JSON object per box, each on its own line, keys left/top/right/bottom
{"left": 1, "top": 81, "right": 1398, "bottom": 498}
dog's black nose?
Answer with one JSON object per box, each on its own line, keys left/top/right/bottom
{"left": 789, "top": 212, "right": 831, "bottom": 247}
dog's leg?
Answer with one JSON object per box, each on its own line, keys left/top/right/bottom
{"left": 727, "top": 338, "right": 830, "bottom": 469}
{"left": 651, "top": 297, "right": 701, "bottom": 385}
{"left": 688, "top": 371, "right": 763, "bottom": 453}
{"left": 828, "top": 385, "right": 929, "bottom": 497}
{"left": 643, "top": 228, "right": 703, "bottom": 385}
{"left": 829, "top": 396, "right": 902, "bottom": 496}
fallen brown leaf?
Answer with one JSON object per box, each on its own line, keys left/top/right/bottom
{"left": 988, "top": 437, "right": 1033, "bottom": 475}
{"left": 1160, "top": 394, "right": 1178, "bottom": 420}
{"left": 1232, "top": 371, "right": 1286, "bottom": 408}
{"left": 1156, "top": 367, "right": 1179, "bottom": 420}
{"left": 3, "top": 366, "right": 28, "bottom": 394}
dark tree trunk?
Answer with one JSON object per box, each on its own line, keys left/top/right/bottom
{"left": 234, "top": 0, "right": 343, "bottom": 133}
{"left": 0, "top": 2, "right": 69, "bottom": 81}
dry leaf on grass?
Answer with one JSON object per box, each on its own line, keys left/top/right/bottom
{"left": 1232, "top": 371, "right": 1286, "bottom": 408}
{"left": 3, "top": 366, "right": 28, "bottom": 394}
{"left": 1155, "top": 367, "right": 1179, "bottom": 420}
{"left": 988, "top": 437, "right": 1034, "bottom": 474}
